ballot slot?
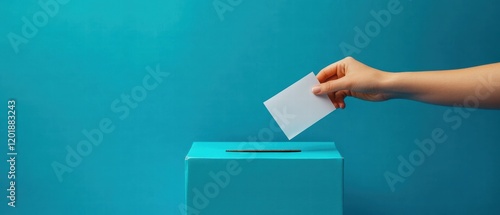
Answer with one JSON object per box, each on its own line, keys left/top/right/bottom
{"left": 225, "top": 149, "right": 301, "bottom": 153}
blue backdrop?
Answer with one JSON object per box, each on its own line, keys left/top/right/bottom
{"left": 1, "top": 0, "right": 499, "bottom": 214}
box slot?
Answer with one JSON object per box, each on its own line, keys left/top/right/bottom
{"left": 225, "top": 149, "right": 301, "bottom": 153}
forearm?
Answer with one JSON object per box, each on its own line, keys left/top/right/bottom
{"left": 382, "top": 63, "right": 500, "bottom": 109}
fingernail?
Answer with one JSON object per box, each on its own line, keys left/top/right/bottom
{"left": 312, "top": 85, "right": 321, "bottom": 94}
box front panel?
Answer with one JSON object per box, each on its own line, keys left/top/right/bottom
{"left": 187, "top": 158, "right": 342, "bottom": 215}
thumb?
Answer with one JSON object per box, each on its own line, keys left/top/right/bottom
{"left": 312, "top": 78, "right": 350, "bottom": 95}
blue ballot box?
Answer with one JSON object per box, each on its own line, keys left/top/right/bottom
{"left": 184, "top": 142, "right": 343, "bottom": 215}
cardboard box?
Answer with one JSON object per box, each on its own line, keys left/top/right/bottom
{"left": 185, "top": 142, "right": 343, "bottom": 215}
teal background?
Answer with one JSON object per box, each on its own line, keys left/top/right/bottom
{"left": 1, "top": 0, "right": 500, "bottom": 214}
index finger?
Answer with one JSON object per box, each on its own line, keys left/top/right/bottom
{"left": 317, "top": 60, "right": 344, "bottom": 83}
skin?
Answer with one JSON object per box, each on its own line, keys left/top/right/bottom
{"left": 312, "top": 57, "right": 500, "bottom": 109}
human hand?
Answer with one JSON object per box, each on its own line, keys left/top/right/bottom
{"left": 312, "top": 57, "right": 393, "bottom": 109}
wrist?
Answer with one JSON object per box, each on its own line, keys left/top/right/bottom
{"left": 377, "top": 71, "right": 399, "bottom": 100}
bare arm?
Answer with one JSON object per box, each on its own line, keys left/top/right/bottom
{"left": 312, "top": 57, "right": 500, "bottom": 109}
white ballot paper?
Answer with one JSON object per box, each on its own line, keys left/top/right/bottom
{"left": 264, "top": 72, "right": 336, "bottom": 140}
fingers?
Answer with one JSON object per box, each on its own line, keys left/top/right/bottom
{"left": 327, "top": 93, "right": 338, "bottom": 108}
{"left": 315, "top": 57, "right": 358, "bottom": 109}
{"left": 316, "top": 56, "right": 354, "bottom": 83}
{"left": 317, "top": 61, "right": 343, "bottom": 83}
{"left": 312, "top": 78, "right": 350, "bottom": 95}
{"left": 335, "top": 91, "right": 348, "bottom": 109}
{"left": 327, "top": 91, "right": 348, "bottom": 109}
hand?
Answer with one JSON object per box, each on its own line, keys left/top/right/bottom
{"left": 312, "top": 57, "right": 392, "bottom": 109}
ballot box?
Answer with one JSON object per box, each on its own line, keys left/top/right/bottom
{"left": 184, "top": 142, "right": 343, "bottom": 215}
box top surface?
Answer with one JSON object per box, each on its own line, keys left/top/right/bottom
{"left": 186, "top": 142, "right": 342, "bottom": 159}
